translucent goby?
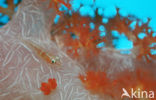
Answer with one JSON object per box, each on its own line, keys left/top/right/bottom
{"left": 21, "top": 39, "right": 61, "bottom": 66}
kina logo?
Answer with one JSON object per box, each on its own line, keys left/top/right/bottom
{"left": 121, "top": 88, "right": 154, "bottom": 99}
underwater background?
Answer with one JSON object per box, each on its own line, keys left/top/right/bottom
{"left": 0, "top": 0, "right": 156, "bottom": 100}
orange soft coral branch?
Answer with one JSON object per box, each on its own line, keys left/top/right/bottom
{"left": 79, "top": 71, "right": 114, "bottom": 95}
{"left": 0, "top": 0, "right": 20, "bottom": 18}
{"left": 48, "top": 0, "right": 62, "bottom": 16}
{"left": 47, "top": 0, "right": 71, "bottom": 16}
{"left": 53, "top": 13, "right": 104, "bottom": 58}
{"left": 63, "top": 33, "right": 81, "bottom": 57}
{"left": 64, "top": 26, "right": 102, "bottom": 58}
{"left": 136, "top": 68, "right": 156, "bottom": 92}
{"left": 107, "top": 11, "right": 156, "bottom": 62}
{"left": 40, "top": 78, "right": 57, "bottom": 95}
{"left": 79, "top": 68, "right": 156, "bottom": 99}
{"left": 133, "top": 18, "right": 151, "bottom": 36}
{"left": 48, "top": 0, "right": 70, "bottom": 9}
{"left": 134, "top": 31, "right": 156, "bottom": 61}
{"left": 56, "top": 0, "right": 71, "bottom": 9}
{"left": 42, "top": 0, "right": 70, "bottom": 16}
{"left": 51, "top": 7, "right": 156, "bottom": 62}
{"left": 105, "top": 8, "right": 132, "bottom": 35}
{"left": 103, "top": 9, "right": 156, "bottom": 61}
{"left": 7, "top": 0, "right": 15, "bottom": 11}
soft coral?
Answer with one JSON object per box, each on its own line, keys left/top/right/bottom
{"left": 134, "top": 30, "right": 156, "bottom": 62}
{"left": 79, "top": 68, "right": 156, "bottom": 99}
{"left": 106, "top": 8, "right": 132, "bottom": 35}
{"left": 47, "top": 0, "right": 70, "bottom": 16}
{"left": 54, "top": 13, "right": 104, "bottom": 58}
{"left": 0, "top": 0, "right": 21, "bottom": 19}
{"left": 79, "top": 71, "right": 115, "bottom": 96}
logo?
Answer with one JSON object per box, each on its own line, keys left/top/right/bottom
{"left": 121, "top": 88, "right": 155, "bottom": 99}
